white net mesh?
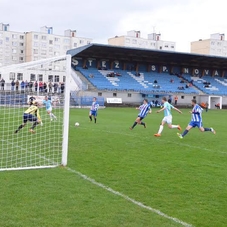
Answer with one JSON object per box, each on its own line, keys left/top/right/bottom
{"left": 0, "top": 55, "right": 70, "bottom": 171}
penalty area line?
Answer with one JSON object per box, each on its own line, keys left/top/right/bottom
{"left": 67, "top": 167, "right": 193, "bottom": 227}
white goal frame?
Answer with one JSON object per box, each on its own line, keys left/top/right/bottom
{"left": 0, "top": 55, "right": 71, "bottom": 171}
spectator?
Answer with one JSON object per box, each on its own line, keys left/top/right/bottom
{"left": 89, "top": 74, "right": 94, "bottom": 78}
{"left": 29, "top": 81, "right": 33, "bottom": 92}
{"left": 154, "top": 79, "right": 158, "bottom": 84}
{"left": 48, "top": 82, "right": 53, "bottom": 93}
{"left": 170, "top": 79, "right": 174, "bottom": 83}
{"left": 11, "top": 80, "right": 15, "bottom": 91}
{"left": 215, "top": 103, "right": 220, "bottom": 109}
{"left": 205, "top": 101, "right": 209, "bottom": 112}
{"left": 174, "top": 95, "right": 178, "bottom": 105}
{"left": 34, "top": 81, "right": 38, "bottom": 92}
{"left": 15, "top": 80, "right": 19, "bottom": 91}
{"left": 168, "top": 96, "right": 172, "bottom": 104}
{"left": 1, "top": 78, "right": 5, "bottom": 90}
{"left": 43, "top": 82, "right": 47, "bottom": 93}
{"left": 178, "top": 86, "right": 185, "bottom": 90}
{"left": 21, "top": 80, "right": 25, "bottom": 91}
{"left": 25, "top": 80, "right": 28, "bottom": 91}
{"left": 58, "top": 82, "right": 61, "bottom": 93}
{"left": 39, "top": 81, "right": 43, "bottom": 92}
{"left": 60, "top": 82, "right": 65, "bottom": 93}
{"left": 54, "top": 82, "right": 58, "bottom": 93}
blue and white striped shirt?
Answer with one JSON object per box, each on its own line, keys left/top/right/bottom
{"left": 90, "top": 101, "right": 99, "bottom": 111}
{"left": 138, "top": 103, "right": 151, "bottom": 118}
{"left": 191, "top": 104, "right": 203, "bottom": 122}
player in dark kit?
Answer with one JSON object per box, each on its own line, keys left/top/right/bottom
{"left": 14, "top": 101, "right": 42, "bottom": 134}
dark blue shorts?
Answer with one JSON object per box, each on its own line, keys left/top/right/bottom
{"left": 90, "top": 110, "right": 97, "bottom": 117}
{"left": 189, "top": 121, "right": 203, "bottom": 128}
{"left": 23, "top": 113, "right": 37, "bottom": 123}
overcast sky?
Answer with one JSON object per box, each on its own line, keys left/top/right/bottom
{"left": 1, "top": 0, "right": 226, "bottom": 52}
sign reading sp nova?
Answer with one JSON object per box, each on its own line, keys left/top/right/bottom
{"left": 106, "top": 98, "right": 122, "bottom": 104}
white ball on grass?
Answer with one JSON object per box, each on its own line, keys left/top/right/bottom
{"left": 75, "top": 122, "right": 79, "bottom": 127}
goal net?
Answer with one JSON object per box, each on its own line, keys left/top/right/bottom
{"left": 0, "top": 55, "right": 71, "bottom": 171}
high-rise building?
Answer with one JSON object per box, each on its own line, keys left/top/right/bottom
{"left": 108, "top": 30, "right": 176, "bottom": 51}
{"left": 0, "top": 23, "right": 26, "bottom": 67}
{"left": 0, "top": 24, "right": 92, "bottom": 67}
{"left": 191, "top": 33, "right": 227, "bottom": 57}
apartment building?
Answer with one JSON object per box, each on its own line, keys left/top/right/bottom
{"left": 0, "top": 23, "right": 92, "bottom": 84}
{"left": 191, "top": 33, "right": 227, "bottom": 57}
{"left": 0, "top": 23, "right": 26, "bottom": 67}
{"left": 108, "top": 30, "right": 176, "bottom": 51}
{"left": 0, "top": 24, "right": 92, "bottom": 66}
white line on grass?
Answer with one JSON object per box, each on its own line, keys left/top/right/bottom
{"left": 0, "top": 139, "right": 58, "bottom": 168}
{"left": 67, "top": 167, "right": 193, "bottom": 227}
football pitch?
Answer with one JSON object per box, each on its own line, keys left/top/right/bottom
{"left": 0, "top": 107, "right": 226, "bottom": 227}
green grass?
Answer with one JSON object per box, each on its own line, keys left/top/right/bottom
{"left": 0, "top": 107, "right": 227, "bottom": 227}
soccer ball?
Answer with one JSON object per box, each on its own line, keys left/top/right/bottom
{"left": 75, "top": 122, "right": 79, "bottom": 127}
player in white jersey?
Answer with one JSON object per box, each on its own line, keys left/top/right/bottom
{"left": 154, "top": 97, "right": 182, "bottom": 137}
{"left": 177, "top": 99, "right": 216, "bottom": 139}
{"left": 43, "top": 96, "right": 57, "bottom": 121}
{"left": 130, "top": 99, "right": 152, "bottom": 130}
{"left": 89, "top": 97, "right": 99, "bottom": 123}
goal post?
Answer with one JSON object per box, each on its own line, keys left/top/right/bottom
{"left": 0, "top": 54, "right": 71, "bottom": 171}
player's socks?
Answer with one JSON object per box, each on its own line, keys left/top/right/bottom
{"left": 204, "top": 128, "right": 211, "bottom": 131}
{"left": 89, "top": 116, "right": 92, "bottom": 121}
{"left": 94, "top": 118, "right": 97, "bottom": 123}
{"left": 51, "top": 113, "right": 57, "bottom": 119}
{"left": 141, "top": 122, "right": 146, "bottom": 128}
{"left": 158, "top": 125, "right": 163, "bottom": 134}
{"left": 131, "top": 122, "right": 137, "bottom": 129}
{"left": 171, "top": 125, "right": 178, "bottom": 129}
{"left": 31, "top": 122, "right": 39, "bottom": 130}
{"left": 15, "top": 124, "right": 24, "bottom": 133}
{"left": 181, "top": 129, "right": 189, "bottom": 137}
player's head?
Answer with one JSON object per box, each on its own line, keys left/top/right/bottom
{"left": 93, "top": 97, "right": 97, "bottom": 101}
{"left": 28, "top": 96, "right": 36, "bottom": 105}
{"left": 32, "top": 100, "right": 38, "bottom": 106}
{"left": 191, "top": 99, "right": 197, "bottom": 106}
{"left": 44, "top": 96, "right": 48, "bottom": 100}
{"left": 162, "top": 97, "right": 167, "bottom": 103}
{"left": 143, "top": 99, "right": 148, "bottom": 104}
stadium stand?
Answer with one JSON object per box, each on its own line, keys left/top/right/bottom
{"left": 76, "top": 67, "right": 199, "bottom": 94}
{"left": 182, "top": 74, "right": 227, "bottom": 95}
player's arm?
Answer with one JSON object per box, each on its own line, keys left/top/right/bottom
{"left": 36, "top": 108, "right": 42, "bottom": 123}
{"left": 173, "top": 106, "right": 182, "bottom": 114}
{"left": 156, "top": 106, "right": 165, "bottom": 113}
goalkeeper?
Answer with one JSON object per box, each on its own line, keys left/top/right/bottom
{"left": 15, "top": 101, "right": 42, "bottom": 134}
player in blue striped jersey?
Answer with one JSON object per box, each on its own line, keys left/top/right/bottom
{"left": 130, "top": 99, "right": 152, "bottom": 130}
{"left": 154, "top": 97, "right": 182, "bottom": 137}
{"left": 89, "top": 97, "right": 99, "bottom": 123}
{"left": 177, "top": 99, "right": 216, "bottom": 139}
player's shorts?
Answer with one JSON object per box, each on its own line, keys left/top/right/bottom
{"left": 46, "top": 107, "right": 52, "bottom": 112}
{"left": 90, "top": 110, "right": 97, "bottom": 117}
{"left": 189, "top": 121, "right": 203, "bottom": 128}
{"left": 137, "top": 115, "right": 144, "bottom": 120}
{"left": 23, "top": 113, "right": 37, "bottom": 123}
{"left": 162, "top": 115, "right": 172, "bottom": 124}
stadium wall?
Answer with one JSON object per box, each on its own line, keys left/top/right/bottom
{"left": 76, "top": 90, "right": 227, "bottom": 108}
